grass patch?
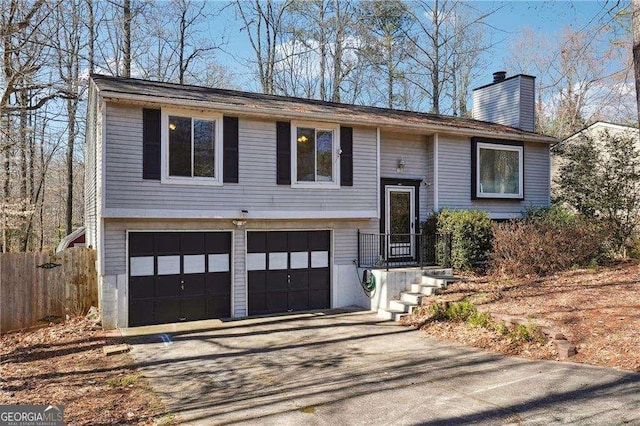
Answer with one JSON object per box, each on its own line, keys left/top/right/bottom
{"left": 107, "top": 375, "right": 139, "bottom": 388}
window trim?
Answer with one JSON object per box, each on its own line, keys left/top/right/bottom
{"left": 290, "top": 120, "right": 341, "bottom": 189}
{"left": 472, "top": 138, "right": 524, "bottom": 200}
{"left": 160, "top": 107, "right": 224, "bottom": 186}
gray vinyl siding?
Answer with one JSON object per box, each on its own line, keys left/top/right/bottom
{"left": 380, "top": 132, "right": 430, "bottom": 221}
{"left": 84, "top": 83, "right": 99, "bottom": 248}
{"left": 425, "top": 137, "right": 434, "bottom": 216}
{"left": 472, "top": 75, "right": 535, "bottom": 132}
{"left": 103, "top": 218, "right": 377, "bottom": 276}
{"left": 519, "top": 77, "right": 536, "bottom": 132}
{"left": 436, "top": 135, "right": 550, "bottom": 215}
{"left": 104, "top": 103, "right": 377, "bottom": 214}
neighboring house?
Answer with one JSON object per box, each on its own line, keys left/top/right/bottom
{"left": 86, "top": 72, "right": 555, "bottom": 328}
{"left": 56, "top": 226, "right": 86, "bottom": 252}
{"left": 552, "top": 121, "right": 640, "bottom": 190}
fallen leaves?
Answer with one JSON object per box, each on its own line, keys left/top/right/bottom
{"left": 411, "top": 261, "right": 640, "bottom": 372}
{"left": 0, "top": 317, "right": 171, "bottom": 425}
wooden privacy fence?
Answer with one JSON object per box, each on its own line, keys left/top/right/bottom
{"left": 0, "top": 247, "right": 98, "bottom": 333}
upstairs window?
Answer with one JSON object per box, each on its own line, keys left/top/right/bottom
{"left": 292, "top": 122, "right": 340, "bottom": 188}
{"left": 472, "top": 139, "right": 524, "bottom": 199}
{"left": 162, "top": 109, "right": 223, "bottom": 185}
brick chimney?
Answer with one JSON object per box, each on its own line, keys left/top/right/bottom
{"left": 472, "top": 72, "right": 535, "bottom": 132}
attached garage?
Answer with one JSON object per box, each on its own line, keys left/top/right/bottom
{"left": 247, "top": 230, "right": 331, "bottom": 316}
{"left": 128, "top": 231, "right": 232, "bottom": 326}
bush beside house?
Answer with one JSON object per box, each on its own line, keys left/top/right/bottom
{"left": 423, "top": 209, "right": 493, "bottom": 271}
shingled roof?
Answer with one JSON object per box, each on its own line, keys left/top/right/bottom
{"left": 91, "top": 74, "right": 557, "bottom": 144}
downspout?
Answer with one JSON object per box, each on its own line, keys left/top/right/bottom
{"left": 376, "top": 127, "right": 381, "bottom": 219}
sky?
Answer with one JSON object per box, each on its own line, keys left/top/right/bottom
{"left": 215, "top": 1, "right": 627, "bottom": 92}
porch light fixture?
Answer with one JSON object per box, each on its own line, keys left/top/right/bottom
{"left": 232, "top": 219, "right": 247, "bottom": 228}
{"left": 396, "top": 158, "right": 406, "bottom": 173}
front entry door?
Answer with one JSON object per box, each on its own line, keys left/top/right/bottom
{"left": 385, "top": 186, "right": 415, "bottom": 259}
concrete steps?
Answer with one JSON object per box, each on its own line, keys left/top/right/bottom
{"left": 377, "top": 268, "right": 460, "bottom": 322}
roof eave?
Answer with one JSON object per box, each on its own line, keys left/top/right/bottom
{"left": 98, "top": 89, "right": 557, "bottom": 144}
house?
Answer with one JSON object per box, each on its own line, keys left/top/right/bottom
{"left": 56, "top": 226, "right": 86, "bottom": 252}
{"left": 85, "top": 72, "right": 555, "bottom": 329}
{"left": 552, "top": 121, "right": 640, "bottom": 190}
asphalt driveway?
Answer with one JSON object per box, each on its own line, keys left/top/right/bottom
{"left": 121, "top": 309, "right": 640, "bottom": 425}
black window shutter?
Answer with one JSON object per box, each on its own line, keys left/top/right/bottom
{"left": 142, "top": 108, "right": 161, "bottom": 180}
{"left": 276, "top": 121, "right": 291, "bottom": 185}
{"left": 223, "top": 116, "right": 239, "bottom": 183}
{"left": 340, "top": 126, "right": 353, "bottom": 186}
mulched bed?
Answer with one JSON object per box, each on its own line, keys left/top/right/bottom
{"left": 405, "top": 261, "right": 640, "bottom": 372}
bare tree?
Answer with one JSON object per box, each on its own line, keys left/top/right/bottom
{"left": 236, "top": 0, "right": 291, "bottom": 94}
{"left": 633, "top": 0, "right": 640, "bottom": 123}
{"left": 359, "top": 0, "right": 413, "bottom": 109}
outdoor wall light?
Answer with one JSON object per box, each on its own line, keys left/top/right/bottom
{"left": 397, "top": 158, "right": 406, "bottom": 173}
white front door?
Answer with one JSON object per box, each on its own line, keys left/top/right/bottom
{"left": 385, "top": 186, "right": 415, "bottom": 258}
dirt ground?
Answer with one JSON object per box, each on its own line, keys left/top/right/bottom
{"left": 407, "top": 261, "right": 640, "bottom": 372}
{"left": 0, "top": 317, "right": 172, "bottom": 425}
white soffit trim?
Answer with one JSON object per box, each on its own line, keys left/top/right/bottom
{"left": 103, "top": 208, "right": 378, "bottom": 220}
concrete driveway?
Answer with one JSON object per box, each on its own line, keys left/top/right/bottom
{"left": 121, "top": 309, "right": 640, "bottom": 425}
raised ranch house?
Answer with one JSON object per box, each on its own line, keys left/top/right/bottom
{"left": 85, "top": 72, "right": 555, "bottom": 328}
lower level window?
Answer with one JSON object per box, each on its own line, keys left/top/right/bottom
{"left": 475, "top": 141, "right": 523, "bottom": 199}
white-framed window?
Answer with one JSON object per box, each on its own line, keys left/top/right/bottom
{"left": 475, "top": 141, "right": 524, "bottom": 199}
{"left": 161, "top": 108, "right": 223, "bottom": 185}
{"left": 291, "top": 121, "right": 340, "bottom": 188}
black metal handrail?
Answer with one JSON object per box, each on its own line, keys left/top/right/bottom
{"left": 357, "top": 230, "right": 452, "bottom": 270}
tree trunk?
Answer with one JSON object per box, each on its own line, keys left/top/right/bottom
{"left": 123, "top": 0, "right": 131, "bottom": 77}
{"left": 87, "top": 0, "right": 94, "bottom": 74}
{"left": 633, "top": 0, "right": 640, "bottom": 125}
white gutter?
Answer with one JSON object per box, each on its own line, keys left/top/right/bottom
{"left": 96, "top": 89, "right": 558, "bottom": 145}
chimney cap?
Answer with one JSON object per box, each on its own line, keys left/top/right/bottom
{"left": 493, "top": 71, "right": 507, "bottom": 83}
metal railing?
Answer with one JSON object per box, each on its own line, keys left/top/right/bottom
{"left": 357, "top": 230, "right": 452, "bottom": 270}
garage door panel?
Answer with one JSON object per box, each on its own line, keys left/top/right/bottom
{"left": 266, "top": 232, "right": 288, "bottom": 252}
{"left": 155, "top": 233, "right": 181, "bottom": 255}
{"left": 181, "top": 297, "right": 207, "bottom": 321}
{"left": 267, "top": 291, "right": 288, "bottom": 312}
{"left": 309, "top": 269, "right": 330, "bottom": 290}
{"left": 288, "top": 231, "right": 308, "bottom": 251}
{"left": 207, "top": 296, "right": 231, "bottom": 318}
{"left": 247, "top": 231, "right": 267, "bottom": 253}
{"left": 289, "top": 290, "right": 309, "bottom": 311}
{"left": 181, "top": 232, "right": 205, "bottom": 255}
{"left": 206, "top": 272, "right": 232, "bottom": 296}
{"left": 207, "top": 232, "right": 232, "bottom": 254}
{"left": 129, "top": 299, "right": 154, "bottom": 327}
{"left": 289, "top": 270, "right": 309, "bottom": 290}
{"left": 155, "top": 299, "right": 181, "bottom": 323}
{"left": 155, "top": 275, "right": 181, "bottom": 297}
{"left": 129, "top": 233, "right": 154, "bottom": 256}
{"left": 130, "top": 276, "right": 154, "bottom": 299}
{"left": 309, "top": 231, "right": 330, "bottom": 250}
{"left": 182, "top": 273, "right": 206, "bottom": 296}
{"left": 248, "top": 271, "right": 266, "bottom": 292}
{"left": 309, "top": 289, "right": 329, "bottom": 309}
{"left": 267, "top": 271, "right": 288, "bottom": 290}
